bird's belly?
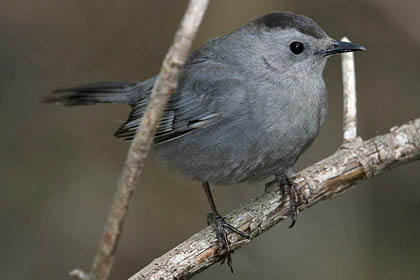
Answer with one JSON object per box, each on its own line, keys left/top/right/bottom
{"left": 154, "top": 111, "right": 321, "bottom": 185}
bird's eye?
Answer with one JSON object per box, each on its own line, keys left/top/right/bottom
{"left": 289, "top": 42, "right": 305, "bottom": 55}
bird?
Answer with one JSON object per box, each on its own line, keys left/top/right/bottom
{"left": 45, "top": 11, "right": 365, "bottom": 271}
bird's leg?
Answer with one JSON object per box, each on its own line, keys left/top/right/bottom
{"left": 202, "top": 181, "right": 250, "bottom": 272}
{"left": 273, "top": 174, "right": 308, "bottom": 228}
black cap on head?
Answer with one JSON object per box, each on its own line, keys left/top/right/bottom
{"left": 254, "top": 12, "right": 328, "bottom": 39}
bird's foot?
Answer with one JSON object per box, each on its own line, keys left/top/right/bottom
{"left": 207, "top": 213, "right": 250, "bottom": 273}
{"left": 277, "top": 175, "right": 308, "bottom": 228}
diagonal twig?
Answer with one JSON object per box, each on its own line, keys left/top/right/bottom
{"left": 129, "top": 118, "right": 420, "bottom": 280}
{"left": 70, "top": 1, "right": 210, "bottom": 279}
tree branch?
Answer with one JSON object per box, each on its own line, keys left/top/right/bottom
{"left": 129, "top": 118, "right": 420, "bottom": 280}
{"left": 70, "top": 1, "right": 210, "bottom": 279}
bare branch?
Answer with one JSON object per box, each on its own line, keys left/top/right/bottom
{"left": 71, "top": 1, "right": 210, "bottom": 279}
{"left": 129, "top": 118, "right": 420, "bottom": 280}
{"left": 341, "top": 36, "right": 359, "bottom": 142}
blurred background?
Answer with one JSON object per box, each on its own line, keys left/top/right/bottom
{"left": 0, "top": 0, "right": 419, "bottom": 279}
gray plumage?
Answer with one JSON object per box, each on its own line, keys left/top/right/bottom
{"left": 46, "top": 12, "right": 365, "bottom": 186}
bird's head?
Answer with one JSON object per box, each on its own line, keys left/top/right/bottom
{"left": 250, "top": 12, "right": 365, "bottom": 75}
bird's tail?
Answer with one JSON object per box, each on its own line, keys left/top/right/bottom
{"left": 44, "top": 80, "right": 154, "bottom": 106}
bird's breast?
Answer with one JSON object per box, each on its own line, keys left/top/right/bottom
{"left": 245, "top": 77, "right": 328, "bottom": 172}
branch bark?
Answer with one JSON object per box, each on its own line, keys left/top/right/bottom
{"left": 70, "top": 1, "right": 210, "bottom": 279}
{"left": 129, "top": 118, "right": 420, "bottom": 280}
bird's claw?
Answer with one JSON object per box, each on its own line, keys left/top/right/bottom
{"left": 208, "top": 213, "right": 250, "bottom": 273}
{"left": 277, "top": 175, "right": 308, "bottom": 228}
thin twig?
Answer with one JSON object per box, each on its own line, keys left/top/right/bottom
{"left": 129, "top": 118, "right": 420, "bottom": 280}
{"left": 70, "top": 1, "right": 210, "bottom": 279}
{"left": 70, "top": 269, "right": 90, "bottom": 280}
{"left": 341, "top": 36, "right": 358, "bottom": 142}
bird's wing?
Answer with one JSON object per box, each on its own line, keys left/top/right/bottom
{"left": 114, "top": 55, "right": 242, "bottom": 144}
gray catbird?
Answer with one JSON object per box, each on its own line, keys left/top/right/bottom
{"left": 45, "top": 11, "right": 365, "bottom": 269}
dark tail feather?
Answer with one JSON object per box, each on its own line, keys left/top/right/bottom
{"left": 44, "top": 82, "right": 142, "bottom": 106}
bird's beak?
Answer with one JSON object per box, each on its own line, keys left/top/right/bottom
{"left": 319, "top": 40, "right": 366, "bottom": 57}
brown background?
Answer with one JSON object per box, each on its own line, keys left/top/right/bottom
{"left": 0, "top": 0, "right": 419, "bottom": 279}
